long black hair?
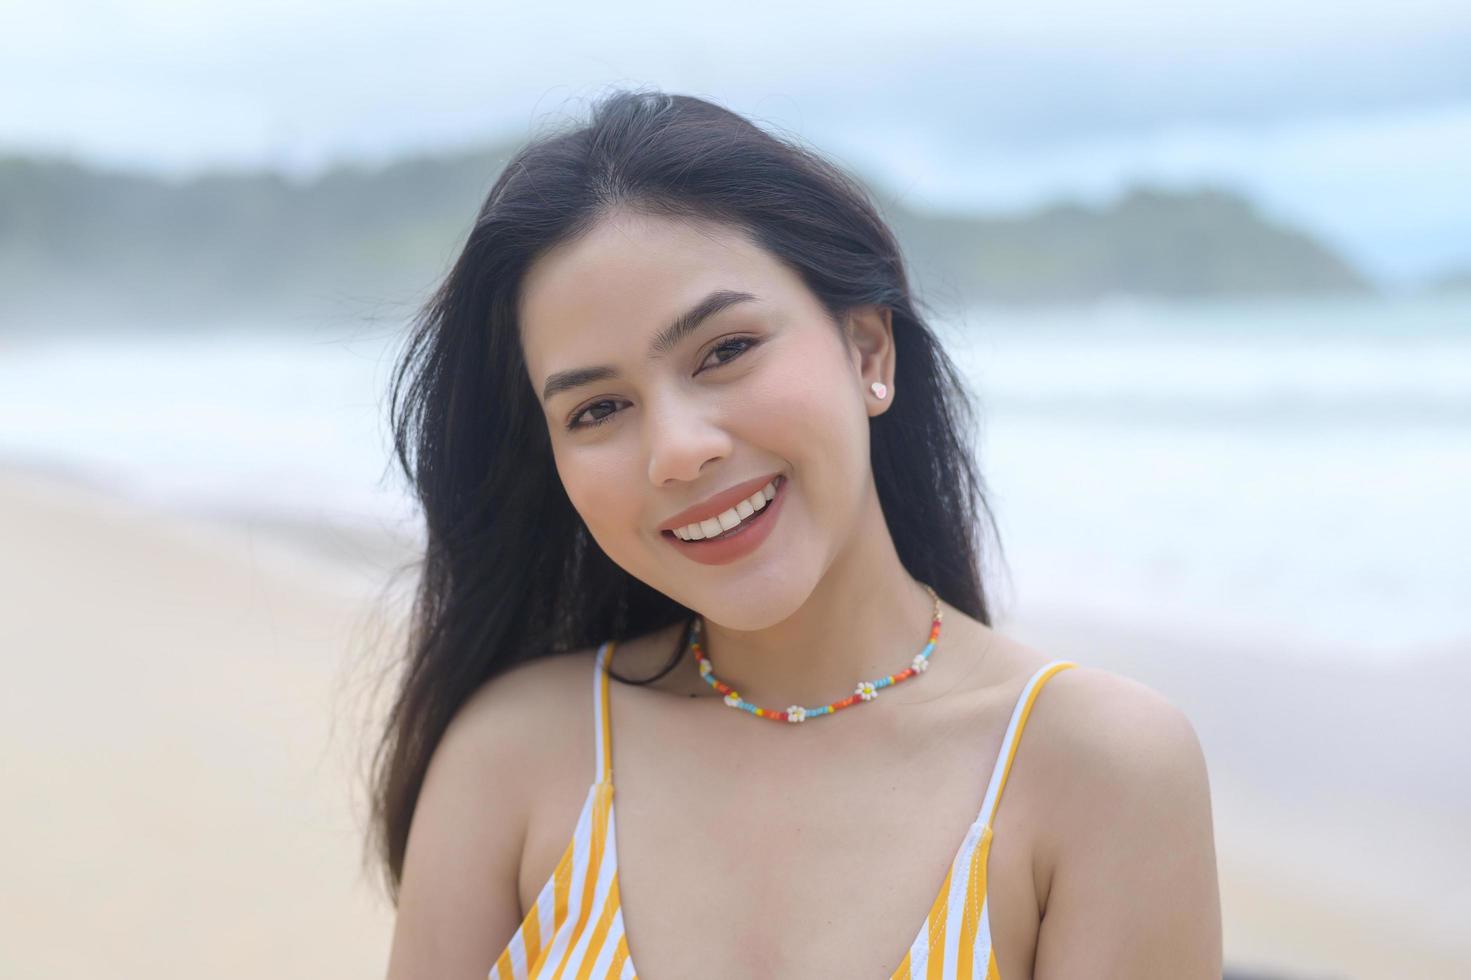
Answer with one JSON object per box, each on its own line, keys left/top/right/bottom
{"left": 366, "top": 87, "right": 1003, "bottom": 901}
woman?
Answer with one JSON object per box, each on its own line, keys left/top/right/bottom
{"left": 375, "top": 90, "right": 1221, "bottom": 979}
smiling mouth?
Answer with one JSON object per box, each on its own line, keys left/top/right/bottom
{"left": 661, "top": 474, "right": 785, "bottom": 543}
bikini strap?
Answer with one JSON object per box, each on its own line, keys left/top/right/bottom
{"left": 977, "top": 660, "right": 1077, "bottom": 827}
{"left": 592, "top": 640, "right": 615, "bottom": 785}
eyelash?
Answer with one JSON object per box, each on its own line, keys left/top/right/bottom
{"left": 564, "top": 336, "right": 760, "bottom": 431}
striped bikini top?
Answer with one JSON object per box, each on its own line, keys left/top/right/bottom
{"left": 490, "top": 640, "right": 1077, "bottom": 980}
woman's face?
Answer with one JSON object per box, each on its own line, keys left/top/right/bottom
{"left": 518, "top": 210, "right": 886, "bottom": 630}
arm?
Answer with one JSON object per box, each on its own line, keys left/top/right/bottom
{"left": 384, "top": 678, "right": 534, "bottom": 980}
{"left": 1032, "top": 670, "right": 1223, "bottom": 979}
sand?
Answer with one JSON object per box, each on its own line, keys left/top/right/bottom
{"left": 2, "top": 466, "right": 1467, "bottom": 979}
{"left": 0, "top": 467, "right": 406, "bottom": 978}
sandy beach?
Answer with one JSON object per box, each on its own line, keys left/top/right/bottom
{"left": 0, "top": 466, "right": 406, "bottom": 978}
{"left": 3, "top": 465, "right": 1467, "bottom": 979}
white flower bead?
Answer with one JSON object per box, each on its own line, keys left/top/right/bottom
{"left": 724, "top": 692, "right": 742, "bottom": 708}
{"left": 786, "top": 705, "right": 807, "bottom": 723}
{"left": 855, "top": 680, "right": 879, "bottom": 701}
{"left": 912, "top": 654, "right": 930, "bottom": 673}
{"left": 699, "top": 659, "right": 713, "bottom": 676}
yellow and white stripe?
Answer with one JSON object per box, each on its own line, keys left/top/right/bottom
{"left": 491, "top": 640, "right": 629, "bottom": 980}
{"left": 490, "top": 640, "right": 1076, "bottom": 980}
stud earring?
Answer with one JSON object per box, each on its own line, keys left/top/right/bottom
{"left": 870, "top": 381, "right": 887, "bottom": 400}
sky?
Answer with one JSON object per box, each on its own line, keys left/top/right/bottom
{"left": 4, "top": 0, "right": 1470, "bottom": 284}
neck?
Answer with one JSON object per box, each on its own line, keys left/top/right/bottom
{"left": 692, "top": 489, "right": 942, "bottom": 709}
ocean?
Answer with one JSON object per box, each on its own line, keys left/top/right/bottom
{"left": 3, "top": 293, "right": 1467, "bottom": 664}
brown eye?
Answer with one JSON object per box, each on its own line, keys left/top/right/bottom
{"left": 565, "top": 337, "right": 760, "bottom": 432}
{"left": 699, "top": 336, "right": 759, "bottom": 372}
{"left": 565, "top": 399, "right": 622, "bottom": 431}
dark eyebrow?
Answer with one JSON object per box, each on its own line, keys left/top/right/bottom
{"left": 540, "top": 289, "right": 759, "bottom": 403}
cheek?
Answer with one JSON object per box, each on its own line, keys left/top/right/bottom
{"left": 554, "top": 444, "right": 642, "bottom": 540}
{"left": 746, "top": 337, "right": 865, "bottom": 454}
{"left": 741, "top": 337, "right": 870, "bottom": 525}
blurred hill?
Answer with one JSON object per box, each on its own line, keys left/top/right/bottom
{"left": 0, "top": 143, "right": 1373, "bottom": 328}
{"left": 884, "top": 185, "right": 1371, "bottom": 308}
{"left": 1427, "top": 266, "right": 1471, "bottom": 295}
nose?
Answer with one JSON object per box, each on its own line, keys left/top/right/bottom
{"left": 645, "top": 394, "right": 734, "bottom": 487}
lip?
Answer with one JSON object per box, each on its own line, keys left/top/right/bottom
{"left": 657, "top": 471, "right": 784, "bottom": 532}
{"left": 661, "top": 473, "right": 787, "bottom": 566}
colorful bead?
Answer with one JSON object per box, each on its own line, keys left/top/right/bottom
{"left": 690, "top": 583, "right": 941, "bottom": 724}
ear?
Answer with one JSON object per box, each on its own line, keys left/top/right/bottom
{"left": 843, "top": 305, "right": 897, "bottom": 417}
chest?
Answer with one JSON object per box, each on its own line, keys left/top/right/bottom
{"left": 572, "top": 699, "right": 1041, "bottom": 978}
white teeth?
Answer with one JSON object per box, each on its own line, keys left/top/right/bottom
{"left": 673, "top": 478, "right": 779, "bottom": 541}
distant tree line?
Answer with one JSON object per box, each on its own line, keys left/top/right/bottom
{"left": 0, "top": 142, "right": 1379, "bottom": 329}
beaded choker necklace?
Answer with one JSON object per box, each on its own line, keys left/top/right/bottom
{"left": 690, "top": 583, "right": 943, "bottom": 723}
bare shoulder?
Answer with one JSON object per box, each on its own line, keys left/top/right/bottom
{"left": 945, "top": 620, "right": 1210, "bottom": 834}
{"left": 961, "top": 625, "right": 1209, "bottom": 830}
{"left": 450, "top": 646, "right": 603, "bottom": 778}
{"left": 1014, "top": 660, "right": 1222, "bottom": 975}
{"left": 988, "top": 644, "right": 1217, "bottom": 971}
{"left": 385, "top": 645, "right": 602, "bottom": 979}
{"left": 1029, "top": 663, "right": 1207, "bottom": 783}
{"left": 417, "top": 645, "right": 604, "bottom": 829}
{"left": 432, "top": 646, "right": 608, "bottom": 871}
{"left": 1020, "top": 662, "right": 1212, "bottom": 853}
